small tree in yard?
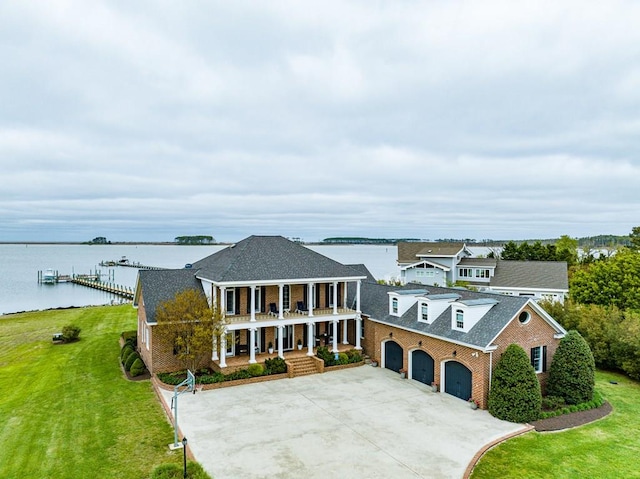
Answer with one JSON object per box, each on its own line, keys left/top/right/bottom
{"left": 155, "top": 289, "right": 223, "bottom": 372}
{"left": 61, "top": 324, "right": 81, "bottom": 342}
{"left": 488, "top": 344, "right": 541, "bottom": 423}
{"left": 547, "top": 330, "right": 595, "bottom": 405}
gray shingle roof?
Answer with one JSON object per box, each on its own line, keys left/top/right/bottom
{"left": 138, "top": 268, "right": 204, "bottom": 324}
{"left": 192, "top": 236, "right": 366, "bottom": 283}
{"left": 346, "top": 264, "right": 377, "bottom": 282}
{"left": 397, "top": 242, "right": 465, "bottom": 263}
{"left": 491, "top": 260, "right": 568, "bottom": 290}
{"left": 359, "top": 281, "right": 541, "bottom": 349}
{"left": 458, "top": 257, "right": 497, "bottom": 267}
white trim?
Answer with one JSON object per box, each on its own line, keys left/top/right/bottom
{"left": 223, "top": 313, "right": 357, "bottom": 331}
{"left": 400, "top": 260, "right": 451, "bottom": 272}
{"left": 196, "top": 275, "right": 366, "bottom": 287}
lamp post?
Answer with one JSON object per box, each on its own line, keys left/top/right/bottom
{"left": 182, "top": 436, "right": 188, "bottom": 478}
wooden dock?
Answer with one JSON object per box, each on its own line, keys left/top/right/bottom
{"left": 70, "top": 277, "right": 134, "bottom": 300}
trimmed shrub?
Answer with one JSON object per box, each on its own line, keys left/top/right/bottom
{"left": 488, "top": 344, "right": 541, "bottom": 423}
{"left": 124, "top": 351, "right": 139, "bottom": 371}
{"left": 247, "top": 363, "right": 264, "bottom": 377}
{"left": 120, "top": 345, "right": 134, "bottom": 363}
{"left": 345, "top": 349, "right": 363, "bottom": 363}
{"left": 316, "top": 346, "right": 336, "bottom": 366}
{"left": 547, "top": 330, "right": 595, "bottom": 405}
{"left": 157, "top": 372, "right": 187, "bottom": 385}
{"left": 541, "top": 395, "right": 565, "bottom": 411}
{"left": 199, "top": 372, "right": 225, "bottom": 384}
{"left": 223, "top": 369, "right": 252, "bottom": 381}
{"left": 130, "top": 358, "right": 145, "bottom": 377}
{"left": 338, "top": 353, "right": 349, "bottom": 365}
{"left": 264, "top": 357, "right": 287, "bottom": 374}
{"left": 61, "top": 324, "right": 81, "bottom": 342}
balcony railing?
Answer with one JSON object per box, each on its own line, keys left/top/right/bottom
{"left": 224, "top": 307, "right": 356, "bottom": 325}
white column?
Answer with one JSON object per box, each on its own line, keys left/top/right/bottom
{"left": 277, "top": 325, "right": 284, "bottom": 359}
{"left": 307, "top": 322, "right": 314, "bottom": 356}
{"left": 219, "top": 331, "right": 227, "bottom": 367}
{"left": 220, "top": 287, "right": 226, "bottom": 315}
{"left": 332, "top": 320, "right": 339, "bottom": 353}
{"left": 355, "top": 314, "right": 362, "bottom": 350}
{"left": 343, "top": 282, "right": 348, "bottom": 309}
{"left": 249, "top": 328, "right": 257, "bottom": 364}
{"left": 333, "top": 281, "right": 338, "bottom": 315}
{"left": 356, "top": 280, "right": 361, "bottom": 313}
{"left": 212, "top": 334, "right": 218, "bottom": 360}
{"left": 250, "top": 285, "right": 256, "bottom": 322}
{"left": 342, "top": 318, "right": 349, "bottom": 344}
{"left": 211, "top": 284, "right": 217, "bottom": 308}
{"left": 278, "top": 284, "right": 284, "bottom": 319}
{"left": 308, "top": 282, "right": 314, "bottom": 317}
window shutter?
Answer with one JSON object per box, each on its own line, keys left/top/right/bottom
{"left": 303, "top": 284, "right": 308, "bottom": 308}
{"left": 261, "top": 286, "right": 266, "bottom": 312}
{"left": 234, "top": 289, "right": 240, "bottom": 315}
{"left": 325, "top": 283, "right": 330, "bottom": 308}
{"left": 315, "top": 284, "right": 320, "bottom": 308}
{"left": 337, "top": 283, "right": 343, "bottom": 307}
{"left": 530, "top": 348, "right": 535, "bottom": 368}
{"left": 246, "top": 287, "right": 251, "bottom": 313}
{"left": 542, "top": 345, "right": 548, "bottom": 372}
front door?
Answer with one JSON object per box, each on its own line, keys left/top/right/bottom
{"left": 276, "top": 325, "right": 294, "bottom": 351}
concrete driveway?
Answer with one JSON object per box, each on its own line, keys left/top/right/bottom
{"left": 159, "top": 366, "right": 526, "bottom": 479}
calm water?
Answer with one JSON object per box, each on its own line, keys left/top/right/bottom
{"left": 0, "top": 244, "right": 399, "bottom": 315}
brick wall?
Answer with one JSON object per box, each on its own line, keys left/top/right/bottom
{"left": 363, "top": 304, "right": 562, "bottom": 409}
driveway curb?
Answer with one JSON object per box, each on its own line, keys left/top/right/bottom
{"left": 462, "top": 424, "right": 534, "bottom": 478}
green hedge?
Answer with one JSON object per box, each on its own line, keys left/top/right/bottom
{"left": 547, "top": 330, "right": 595, "bottom": 405}
{"left": 130, "top": 358, "right": 145, "bottom": 377}
{"left": 488, "top": 344, "right": 541, "bottom": 423}
{"left": 124, "top": 351, "right": 140, "bottom": 371}
{"left": 150, "top": 461, "right": 211, "bottom": 479}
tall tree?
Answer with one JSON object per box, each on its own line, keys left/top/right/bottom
{"left": 154, "top": 289, "right": 223, "bottom": 372}
{"left": 555, "top": 235, "right": 578, "bottom": 266}
{"left": 630, "top": 226, "right": 640, "bottom": 251}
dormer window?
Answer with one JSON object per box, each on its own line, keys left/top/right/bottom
{"left": 421, "top": 303, "right": 428, "bottom": 322}
{"left": 456, "top": 309, "right": 464, "bottom": 329}
{"left": 392, "top": 297, "right": 398, "bottom": 314}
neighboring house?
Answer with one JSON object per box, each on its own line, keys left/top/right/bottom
{"left": 359, "top": 282, "right": 567, "bottom": 408}
{"left": 135, "top": 236, "right": 367, "bottom": 374}
{"left": 397, "top": 242, "right": 568, "bottom": 303}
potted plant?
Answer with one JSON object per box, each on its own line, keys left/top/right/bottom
{"left": 297, "top": 339, "right": 303, "bottom": 350}
{"left": 431, "top": 382, "right": 438, "bottom": 392}
{"left": 399, "top": 368, "right": 407, "bottom": 379}
{"left": 468, "top": 398, "right": 479, "bottom": 410}
{"left": 268, "top": 342, "right": 274, "bottom": 354}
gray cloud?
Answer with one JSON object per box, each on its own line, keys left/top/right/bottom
{"left": 1, "top": 1, "right": 639, "bottom": 242}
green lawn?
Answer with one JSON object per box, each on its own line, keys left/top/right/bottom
{"left": 471, "top": 370, "right": 640, "bottom": 478}
{"left": 0, "top": 305, "right": 182, "bottom": 479}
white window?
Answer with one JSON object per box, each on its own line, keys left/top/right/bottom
{"left": 531, "top": 346, "right": 547, "bottom": 373}
{"left": 456, "top": 309, "right": 464, "bottom": 329}
{"left": 225, "top": 331, "right": 235, "bottom": 356}
{"left": 420, "top": 303, "right": 428, "bottom": 322}
{"left": 392, "top": 297, "right": 398, "bottom": 314}
{"left": 475, "top": 269, "right": 490, "bottom": 278}
{"left": 458, "top": 268, "right": 473, "bottom": 278}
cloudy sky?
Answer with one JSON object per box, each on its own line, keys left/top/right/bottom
{"left": 2, "top": 1, "right": 640, "bottom": 243}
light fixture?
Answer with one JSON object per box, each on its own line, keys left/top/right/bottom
{"left": 182, "top": 437, "right": 188, "bottom": 479}
{"left": 418, "top": 340, "right": 422, "bottom": 346}
{"left": 389, "top": 332, "right": 393, "bottom": 338}
{"left": 452, "top": 350, "right": 457, "bottom": 357}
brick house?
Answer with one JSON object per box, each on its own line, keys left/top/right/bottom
{"left": 135, "top": 235, "right": 566, "bottom": 410}
{"left": 359, "top": 281, "right": 567, "bottom": 408}
{"left": 135, "top": 236, "right": 368, "bottom": 374}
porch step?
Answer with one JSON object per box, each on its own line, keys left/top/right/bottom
{"left": 288, "top": 356, "right": 320, "bottom": 378}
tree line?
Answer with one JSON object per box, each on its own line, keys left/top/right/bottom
{"left": 175, "top": 235, "right": 215, "bottom": 245}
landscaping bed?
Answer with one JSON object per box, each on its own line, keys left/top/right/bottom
{"left": 531, "top": 401, "right": 612, "bottom": 432}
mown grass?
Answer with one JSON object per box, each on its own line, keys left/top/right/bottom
{"left": 471, "top": 370, "right": 640, "bottom": 478}
{"left": 0, "top": 305, "right": 182, "bottom": 479}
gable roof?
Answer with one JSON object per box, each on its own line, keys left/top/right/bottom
{"left": 346, "top": 264, "right": 376, "bottom": 283}
{"left": 458, "top": 257, "right": 497, "bottom": 267}
{"left": 136, "top": 268, "right": 204, "bottom": 324}
{"left": 358, "top": 281, "right": 563, "bottom": 350}
{"left": 397, "top": 242, "right": 465, "bottom": 263}
{"left": 192, "top": 236, "right": 366, "bottom": 284}
{"left": 491, "top": 260, "right": 568, "bottom": 290}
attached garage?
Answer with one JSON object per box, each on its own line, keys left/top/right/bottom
{"left": 384, "top": 340, "right": 403, "bottom": 373}
{"left": 444, "top": 361, "right": 472, "bottom": 401}
{"left": 411, "top": 350, "right": 434, "bottom": 385}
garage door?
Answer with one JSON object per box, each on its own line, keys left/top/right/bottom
{"left": 444, "top": 361, "right": 472, "bottom": 401}
{"left": 384, "top": 340, "right": 403, "bottom": 373}
{"left": 411, "top": 350, "right": 434, "bottom": 385}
